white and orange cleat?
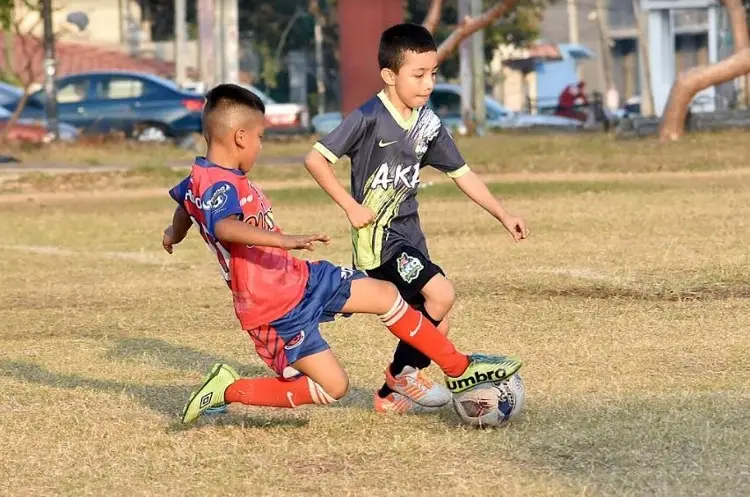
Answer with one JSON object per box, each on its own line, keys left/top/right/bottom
{"left": 385, "top": 365, "right": 452, "bottom": 408}
{"left": 373, "top": 391, "right": 440, "bottom": 414}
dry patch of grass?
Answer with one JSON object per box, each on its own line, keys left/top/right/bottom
{"left": 1, "top": 139, "right": 749, "bottom": 496}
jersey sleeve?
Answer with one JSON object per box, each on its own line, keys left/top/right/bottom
{"left": 313, "top": 109, "right": 367, "bottom": 163}
{"left": 168, "top": 175, "right": 191, "bottom": 206}
{"left": 422, "top": 126, "right": 470, "bottom": 179}
{"left": 201, "top": 181, "right": 243, "bottom": 239}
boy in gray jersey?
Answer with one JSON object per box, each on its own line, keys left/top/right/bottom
{"left": 305, "top": 23, "right": 529, "bottom": 413}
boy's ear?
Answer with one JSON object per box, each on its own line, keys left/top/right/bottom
{"left": 380, "top": 67, "right": 397, "bottom": 86}
{"left": 234, "top": 128, "right": 245, "bottom": 149}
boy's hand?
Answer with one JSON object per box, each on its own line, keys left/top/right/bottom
{"left": 500, "top": 215, "right": 530, "bottom": 242}
{"left": 282, "top": 233, "right": 331, "bottom": 251}
{"left": 162, "top": 225, "right": 178, "bottom": 254}
{"left": 346, "top": 204, "right": 375, "bottom": 229}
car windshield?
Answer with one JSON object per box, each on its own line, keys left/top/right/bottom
{"left": 0, "top": 106, "right": 11, "bottom": 118}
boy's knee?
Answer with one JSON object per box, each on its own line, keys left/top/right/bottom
{"left": 326, "top": 374, "right": 349, "bottom": 400}
{"left": 373, "top": 279, "right": 401, "bottom": 313}
{"left": 424, "top": 279, "right": 455, "bottom": 318}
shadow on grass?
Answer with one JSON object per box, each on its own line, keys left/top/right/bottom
{"left": 0, "top": 359, "right": 190, "bottom": 417}
{"left": 105, "top": 337, "right": 377, "bottom": 410}
{"left": 524, "top": 281, "right": 750, "bottom": 302}
{"left": 463, "top": 276, "right": 750, "bottom": 302}
{"left": 0, "top": 334, "right": 377, "bottom": 428}
{"left": 166, "top": 410, "right": 311, "bottom": 432}
{"left": 105, "top": 337, "right": 269, "bottom": 377}
{"left": 435, "top": 391, "right": 750, "bottom": 496}
{"left": 517, "top": 393, "right": 750, "bottom": 496}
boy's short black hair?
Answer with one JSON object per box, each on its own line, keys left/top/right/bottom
{"left": 202, "top": 83, "right": 265, "bottom": 136}
{"left": 378, "top": 23, "right": 437, "bottom": 72}
{"left": 204, "top": 83, "right": 266, "bottom": 117}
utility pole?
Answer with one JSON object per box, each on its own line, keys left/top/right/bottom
{"left": 471, "top": 0, "right": 486, "bottom": 133}
{"left": 631, "top": 0, "right": 655, "bottom": 116}
{"left": 458, "top": 0, "right": 473, "bottom": 130}
{"left": 41, "top": 0, "right": 58, "bottom": 140}
{"left": 213, "top": 0, "right": 223, "bottom": 81}
{"left": 197, "top": 0, "right": 216, "bottom": 90}
{"left": 314, "top": 19, "right": 326, "bottom": 115}
{"left": 594, "top": 0, "right": 614, "bottom": 92}
{"left": 567, "top": 0, "right": 581, "bottom": 78}
{"left": 174, "top": 0, "right": 187, "bottom": 85}
{"left": 222, "top": 0, "right": 240, "bottom": 83}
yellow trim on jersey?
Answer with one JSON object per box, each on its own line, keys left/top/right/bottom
{"left": 446, "top": 164, "right": 471, "bottom": 179}
{"left": 377, "top": 90, "right": 419, "bottom": 131}
{"left": 313, "top": 142, "right": 339, "bottom": 164}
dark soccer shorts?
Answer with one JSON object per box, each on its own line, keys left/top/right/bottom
{"left": 365, "top": 245, "right": 445, "bottom": 307}
{"left": 246, "top": 261, "right": 365, "bottom": 378}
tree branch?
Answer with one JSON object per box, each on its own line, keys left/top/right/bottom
{"left": 422, "top": 0, "right": 443, "bottom": 34}
{"left": 659, "top": 0, "right": 749, "bottom": 140}
{"left": 435, "top": 0, "right": 519, "bottom": 64}
{"left": 660, "top": 49, "right": 750, "bottom": 140}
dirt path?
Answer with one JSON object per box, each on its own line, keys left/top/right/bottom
{"left": 2, "top": 167, "right": 749, "bottom": 205}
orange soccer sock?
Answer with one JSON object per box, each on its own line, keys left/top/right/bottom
{"left": 379, "top": 296, "right": 469, "bottom": 377}
{"left": 224, "top": 375, "right": 335, "bottom": 408}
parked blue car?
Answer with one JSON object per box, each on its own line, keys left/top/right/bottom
{"left": 4, "top": 71, "right": 204, "bottom": 142}
{"left": 0, "top": 81, "right": 79, "bottom": 142}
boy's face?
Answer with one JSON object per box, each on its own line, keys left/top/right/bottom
{"left": 235, "top": 118, "right": 265, "bottom": 172}
{"left": 388, "top": 50, "right": 438, "bottom": 109}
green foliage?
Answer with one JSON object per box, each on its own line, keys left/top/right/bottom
{"left": 0, "top": 0, "right": 14, "bottom": 29}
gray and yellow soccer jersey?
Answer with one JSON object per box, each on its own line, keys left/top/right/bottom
{"left": 313, "top": 90, "right": 470, "bottom": 270}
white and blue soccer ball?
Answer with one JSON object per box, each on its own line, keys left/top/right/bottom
{"left": 452, "top": 373, "right": 526, "bottom": 428}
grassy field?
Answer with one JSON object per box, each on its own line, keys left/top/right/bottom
{"left": 1, "top": 133, "right": 749, "bottom": 496}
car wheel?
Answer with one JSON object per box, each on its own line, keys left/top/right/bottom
{"left": 136, "top": 124, "right": 168, "bottom": 142}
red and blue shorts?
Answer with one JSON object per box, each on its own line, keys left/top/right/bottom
{"left": 246, "top": 261, "right": 365, "bottom": 377}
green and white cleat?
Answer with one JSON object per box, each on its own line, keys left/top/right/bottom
{"left": 445, "top": 354, "right": 523, "bottom": 394}
{"left": 181, "top": 363, "right": 239, "bottom": 424}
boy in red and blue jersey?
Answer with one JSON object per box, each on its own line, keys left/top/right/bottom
{"left": 164, "top": 84, "right": 523, "bottom": 424}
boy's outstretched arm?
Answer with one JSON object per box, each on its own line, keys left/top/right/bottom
{"left": 214, "top": 216, "right": 330, "bottom": 251}
{"left": 452, "top": 170, "right": 530, "bottom": 242}
{"left": 304, "top": 149, "right": 374, "bottom": 229}
{"left": 162, "top": 205, "right": 192, "bottom": 253}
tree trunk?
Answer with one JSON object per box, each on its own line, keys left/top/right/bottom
{"left": 660, "top": 48, "right": 750, "bottom": 140}
{"left": 659, "top": 0, "right": 749, "bottom": 140}
{"left": 0, "top": 88, "right": 30, "bottom": 144}
{"left": 2, "top": 30, "right": 13, "bottom": 77}
{"left": 422, "top": 0, "right": 443, "bottom": 34}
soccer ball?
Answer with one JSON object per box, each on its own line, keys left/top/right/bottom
{"left": 452, "top": 373, "right": 525, "bottom": 428}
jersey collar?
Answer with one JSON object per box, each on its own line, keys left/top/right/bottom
{"left": 378, "top": 90, "right": 419, "bottom": 131}
{"left": 194, "top": 156, "right": 245, "bottom": 176}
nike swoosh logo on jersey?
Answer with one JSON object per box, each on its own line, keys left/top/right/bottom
{"left": 379, "top": 140, "right": 398, "bottom": 147}
{"left": 286, "top": 391, "right": 296, "bottom": 408}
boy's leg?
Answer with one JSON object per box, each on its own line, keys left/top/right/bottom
{"left": 388, "top": 274, "right": 455, "bottom": 374}
{"left": 182, "top": 349, "right": 349, "bottom": 424}
{"left": 225, "top": 349, "right": 346, "bottom": 407}
{"left": 181, "top": 349, "right": 347, "bottom": 424}
{"left": 182, "top": 272, "right": 353, "bottom": 426}
{"left": 367, "top": 247, "right": 454, "bottom": 406}
{"left": 340, "top": 277, "right": 523, "bottom": 392}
